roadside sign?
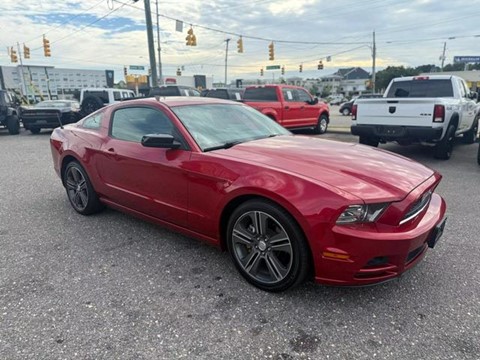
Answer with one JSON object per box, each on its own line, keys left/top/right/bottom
{"left": 453, "top": 56, "right": 480, "bottom": 63}
{"left": 129, "top": 65, "right": 145, "bottom": 70}
{"left": 266, "top": 65, "right": 281, "bottom": 70}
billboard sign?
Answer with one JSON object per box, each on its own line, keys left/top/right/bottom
{"left": 453, "top": 56, "right": 480, "bottom": 63}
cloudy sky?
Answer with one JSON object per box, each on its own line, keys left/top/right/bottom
{"left": 1, "top": 0, "right": 480, "bottom": 83}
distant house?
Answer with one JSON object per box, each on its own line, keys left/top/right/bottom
{"left": 320, "top": 67, "right": 371, "bottom": 96}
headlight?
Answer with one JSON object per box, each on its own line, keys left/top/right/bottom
{"left": 336, "top": 203, "right": 389, "bottom": 224}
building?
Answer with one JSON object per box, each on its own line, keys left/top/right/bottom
{"left": 320, "top": 67, "right": 371, "bottom": 96}
{"left": 0, "top": 65, "right": 114, "bottom": 102}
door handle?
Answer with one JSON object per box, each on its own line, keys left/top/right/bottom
{"left": 107, "top": 147, "right": 116, "bottom": 154}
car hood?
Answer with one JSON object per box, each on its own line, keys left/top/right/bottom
{"left": 217, "top": 135, "right": 435, "bottom": 202}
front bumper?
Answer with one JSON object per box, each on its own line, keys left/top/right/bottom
{"left": 22, "top": 112, "right": 77, "bottom": 129}
{"left": 314, "top": 193, "right": 447, "bottom": 286}
{"left": 351, "top": 124, "right": 443, "bottom": 142}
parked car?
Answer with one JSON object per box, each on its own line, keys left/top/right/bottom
{"left": 79, "top": 88, "right": 135, "bottom": 118}
{"left": 148, "top": 85, "right": 201, "bottom": 97}
{"left": 328, "top": 94, "right": 346, "bottom": 105}
{"left": 202, "top": 88, "right": 244, "bottom": 101}
{"left": 243, "top": 85, "right": 330, "bottom": 134}
{"left": 21, "top": 100, "right": 81, "bottom": 134}
{"left": 352, "top": 75, "right": 479, "bottom": 159}
{"left": 0, "top": 90, "right": 21, "bottom": 135}
{"left": 50, "top": 97, "right": 447, "bottom": 292}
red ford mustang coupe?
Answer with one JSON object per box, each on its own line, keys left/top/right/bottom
{"left": 50, "top": 97, "right": 447, "bottom": 292}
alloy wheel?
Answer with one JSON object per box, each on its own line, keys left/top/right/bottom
{"left": 65, "top": 166, "right": 89, "bottom": 211}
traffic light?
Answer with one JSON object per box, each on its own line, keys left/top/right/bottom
{"left": 268, "top": 42, "right": 274, "bottom": 61}
{"left": 237, "top": 37, "right": 243, "bottom": 53}
{"left": 317, "top": 60, "right": 324, "bottom": 70}
{"left": 260, "top": 68, "right": 264, "bottom": 76}
{"left": 281, "top": 66, "right": 285, "bottom": 75}
{"left": 43, "top": 35, "right": 51, "bottom": 57}
{"left": 23, "top": 44, "right": 30, "bottom": 59}
{"left": 176, "top": 67, "right": 182, "bottom": 76}
{"left": 186, "top": 27, "right": 197, "bottom": 46}
{"left": 299, "top": 64, "right": 303, "bottom": 73}
{"left": 10, "top": 47, "right": 18, "bottom": 63}
{"left": 124, "top": 66, "right": 128, "bottom": 77}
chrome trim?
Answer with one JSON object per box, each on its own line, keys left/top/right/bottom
{"left": 400, "top": 192, "right": 432, "bottom": 225}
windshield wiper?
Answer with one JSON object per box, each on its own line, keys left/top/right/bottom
{"left": 203, "top": 140, "right": 245, "bottom": 152}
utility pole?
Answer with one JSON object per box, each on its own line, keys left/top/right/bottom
{"left": 225, "top": 38, "right": 230, "bottom": 86}
{"left": 371, "top": 31, "right": 376, "bottom": 93}
{"left": 155, "top": 0, "right": 163, "bottom": 85}
{"left": 143, "top": 0, "right": 158, "bottom": 87}
{"left": 440, "top": 42, "right": 446, "bottom": 71}
{"left": 16, "top": 42, "right": 29, "bottom": 104}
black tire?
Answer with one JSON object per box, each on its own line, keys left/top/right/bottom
{"left": 359, "top": 136, "right": 379, "bottom": 147}
{"left": 314, "top": 114, "right": 328, "bottom": 134}
{"left": 462, "top": 117, "right": 478, "bottom": 144}
{"left": 6, "top": 115, "right": 20, "bottom": 135}
{"left": 342, "top": 108, "right": 350, "bottom": 116}
{"left": 226, "top": 199, "right": 310, "bottom": 292}
{"left": 477, "top": 143, "right": 480, "bottom": 165}
{"left": 80, "top": 95, "right": 104, "bottom": 117}
{"left": 63, "top": 161, "right": 104, "bottom": 215}
{"left": 434, "top": 124, "right": 456, "bottom": 160}
{"left": 30, "top": 128, "right": 41, "bottom": 134}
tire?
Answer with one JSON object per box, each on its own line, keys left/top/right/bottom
{"left": 30, "top": 128, "right": 41, "bottom": 134}
{"left": 477, "top": 143, "right": 480, "bottom": 165}
{"left": 434, "top": 124, "right": 456, "bottom": 160}
{"left": 462, "top": 117, "right": 478, "bottom": 144}
{"left": 342, "top": 108, "right": 350, "bottom": 116}
{"left": 80, "top": 95, "right": 104, "bottom": 118}
{"left": 63, "top": 161, "right": 104, "bottom": 215}
{"left": 6, "top": 115, "right": 20, "bottom": 135}
{"left": 226, "top": 199, "right": 310, "bottom": 292}
{"left": 359, "top": 136, "right": 379, "bottom": 147}
{"left": 314, "top": 114, "right": 328, "bottom": 134}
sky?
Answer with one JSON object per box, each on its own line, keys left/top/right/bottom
{"left": 1, "top": 0, "right": 480, "bottom": 84}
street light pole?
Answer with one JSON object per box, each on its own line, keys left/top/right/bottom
{"left": 225, "top": 38, "right": 230, "bottom": 86}
{"left": 155, "top": 0, "right": 163, "bottom": 85}
{"left": 371, "top": 30, "right": 376, "bottom": 93}
{"left": 143, "top": 0, "right": 158, "bottom": 87}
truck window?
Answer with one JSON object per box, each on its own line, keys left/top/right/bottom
{"left": 387, "top": 79, "right": 454, "bottom": 98}
{"left": 206, "top": 90, "right": 228, "bottom": 99}
{"left": 113, "top": 91, "right": 122, "bottom": 101}
{"left": 282, "top": 89, "right": 295, "bottom": 102}
{"left": 84, "top": 91, "right": 109, "bottom": 104}
{"left": 296, "top": 89, "right": 312, "bottom": 102}
{"left": 243, "top": 88, "right": 278, "bottom": 101}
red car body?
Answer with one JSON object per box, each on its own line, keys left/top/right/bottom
{"left": 50, "top": 97, "right": 446, "bottom": 288}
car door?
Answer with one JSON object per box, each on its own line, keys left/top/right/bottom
{"left": 295, "top": 88, "right": 319, "bottom": 126}
{"left": 457, "top": 78, "right": 476, "bottom": 132}
{"left": 281, "top": 88, "right": 304, "bottom": 127}
{"left": 95, "top": 106, "right": 190, "bottom": 227}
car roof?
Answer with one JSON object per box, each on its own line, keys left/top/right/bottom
{"left": 114, "top": 96, "right": 240, "bottom": 108}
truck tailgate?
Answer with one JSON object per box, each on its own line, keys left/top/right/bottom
{"left": 356, "top": 98, "right": 437, "bottom": 127}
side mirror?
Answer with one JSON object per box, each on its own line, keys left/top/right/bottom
{"left": 141, "top": 134, "right": 181, "bottom": 149}
{"left": 469, "top": 91, "right": 478, "bottom": 100}
{"left": 307, "top": 97, "right": 319, "bottom": 105}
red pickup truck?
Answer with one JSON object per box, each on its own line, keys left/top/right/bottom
{"left": 243, "top": 84, "right": 330, "bottom": 134}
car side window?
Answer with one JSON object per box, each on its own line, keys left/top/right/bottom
{"left": 113, "top": 91, "right": 122, "bottom": 101}
{"left": 111, "top": 107, "right": 175, "bottom": 143}
{"left": 82, "top": 112, "right": 103, "bottom": 129}
{"left": 297, "top": 89, "right": 312, "bottom": 102}
{"left": 282, "top": 89, "right": 296, "bottom": 102}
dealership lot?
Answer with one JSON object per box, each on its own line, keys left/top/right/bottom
{"left": 0, "top": 131, "right": 479, "bottom": 359}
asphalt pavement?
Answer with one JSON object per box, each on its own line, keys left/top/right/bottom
{"left": 0, "top": 129, "right": 479, "bottom": 359}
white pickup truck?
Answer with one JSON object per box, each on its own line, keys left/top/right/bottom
{"left": 351, "top": 75, "right": 479, "bottom": 159}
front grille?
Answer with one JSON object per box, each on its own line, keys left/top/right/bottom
{"left": 400, "top": 191, "right": 432, "bottom": 224}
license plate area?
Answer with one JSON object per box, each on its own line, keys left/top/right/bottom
{"left": 427, "top": 216, "right": 447, "bottom": 248}
{"left": 376, "top": 126, "right": 406, "bottom": 136}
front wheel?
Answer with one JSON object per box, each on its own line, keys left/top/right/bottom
{"left": 226, "top": 200, "right": 310, "bottom": 292}
{"left": 314, "top": 114, "right": 328, "bottom": 134}
{"left": 434, "top": 124, "right": 456, "bottom": 160}
{"left": 63, "top": 161, "right": 104, "bottom": 215}
{"left": 463, "top": 117, "right": 478, "bottom": 144}
{"left": 6, "top": 115, "right": 20, "bottom": 135}
{"left": 359, "top": 136, "right": 379, "bottom": 147}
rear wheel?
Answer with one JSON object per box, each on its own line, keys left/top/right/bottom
{"left": 463, "top": 117, "right": 478, "bottom": 144}
{"left": 434, "top": 124, "right": 456, "bottom": 160}
{"left": 359, "top": 136, "right": 379, "bottom": 147}
{"left": 314, "top": 114, "right": 328, "bottom": 134}
{"left": 30, "top": 128, "right": 41, "bottom": 134}
{"left": 6, "top": 115, "right": 20, "bottom": 135}
{"left": 226, "top": 200, "right": 310, "bottom": 292}
{"left": 342, "top": 108, "right": 350, "bottom": 116}
{"left": 63, "top": 161, "right": 104, "bottom": 215}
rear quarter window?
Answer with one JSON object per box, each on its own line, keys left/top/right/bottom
{"left": 243, "top": 88, "right": 278, "bottom": 101}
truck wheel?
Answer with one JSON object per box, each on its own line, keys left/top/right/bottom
{"left": 80, "top": 95, "right": 104, "bottom": 118}
{"left": 462, "top": 117, "right": 478, "bottom": 144}
{"left": 434, "top": 124, "right": 456, "bottom": 160}
{"left": 359, "top": 136, "right": 379, "bottom": 147}
{"left": 6, "top": 115, "right": 20, "bottom": 135}
{"left": 314, "top": 114, "right": 328, "bottom": 134}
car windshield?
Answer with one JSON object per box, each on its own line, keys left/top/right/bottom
{"left": 35, "top": 101, "right": 76, "bottom": 108}
{"left": 171, "top": 104, "right": 291, "bottom": 151}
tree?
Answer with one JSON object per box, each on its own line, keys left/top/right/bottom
{"left": 375, "top": 66, "right": 419, "bottom": 92}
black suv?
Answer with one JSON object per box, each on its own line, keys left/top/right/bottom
{"left": 202, "top": 88, "right": 244, "bottom": 101}
{"left": 0, "top": 90, "right": 21, "bottom": 135}
{"left": 148, "top": 85, "right": 200, "bottom": 97}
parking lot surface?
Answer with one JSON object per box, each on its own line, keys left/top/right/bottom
{"left": 1, "top": 130, "right": 479, "bottom": 359}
